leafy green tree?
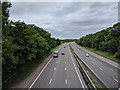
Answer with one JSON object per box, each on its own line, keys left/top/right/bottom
{"left": 76, "top": 23, "right": 120, "bottom": 60}
{"left": 115, "top": 49, "right": 120, "bottom": 59}
{"left": 2, "top": 2, "right": 61, "bottom": 88}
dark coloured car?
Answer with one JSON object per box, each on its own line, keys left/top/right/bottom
{"left": 61, "top": 52, "right": 65, "bottom": 55}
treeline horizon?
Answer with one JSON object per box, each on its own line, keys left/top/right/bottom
{"left": 2, "top": 2, "right": 61, "bottom": 87}
{"left": 76, "top": 23, "right": 120, "bottom": 60}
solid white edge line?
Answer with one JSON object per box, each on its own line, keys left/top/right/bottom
{"left": 68, "top": 46, "right": 85, "bottom": 88}
{"left": 29, "top": 46, "right": 62, "bottom": 89}
{"left": 49, "top": 79, "right": 52, "bottom": 84}
{"left": 72, "top": 44, "right": 109, "bottom": 88}
{"left": 29, "top": 57, "right": 53, "bottom": 89}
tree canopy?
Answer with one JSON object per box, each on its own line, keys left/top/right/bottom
{"left": 2, "top": 1, "right": 61, "bottom": 87}
{"left": 76, "top": 23, "right": 120, "bottom": 60}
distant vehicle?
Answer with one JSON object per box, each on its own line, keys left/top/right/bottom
{"left": 53, "top": 51, "right": 59, "bottom": 58}
{"left": 64, "top": 47, "right": 65, "bottom": 48}
{"left": 85, "top": 53, "right": 89, "bottom": 57}
{"left": 54, "top": 51, "right": 59, "bottom": 54}
{"left": 61, "top": 52, "right": 65, "bottom": 55}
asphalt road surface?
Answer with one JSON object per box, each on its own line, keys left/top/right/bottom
{"left": 30, "top": 43, "right": 87, "bottom": 88}
{"left": 70, "top": 42, "right": 119, "bottom": 88}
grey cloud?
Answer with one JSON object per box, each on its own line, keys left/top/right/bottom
{"left": 52, "top": 2, "right": 85, "bottom": 17}
{"left": 9, "top": 2, "right": 118, "bottom": 39}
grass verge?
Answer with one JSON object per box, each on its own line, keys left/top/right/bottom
{"left": 81, "top": 62, "right": 103, "bottom": 88}
{"left": 3, "top": 45, "right": 61, "bottom": 88}
{"left": 78, "top": 45, "right": 119, "bottom": 64}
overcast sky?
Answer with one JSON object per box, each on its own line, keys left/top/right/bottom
{"left": 9, "top": 2, "right": 118, "bottom": 39}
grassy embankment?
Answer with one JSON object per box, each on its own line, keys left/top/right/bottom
{"left": 78, "top": 45, "right": 120, "bottom": 64}
{"left": 4, "top": 45, "right": 61, "bottom": 88}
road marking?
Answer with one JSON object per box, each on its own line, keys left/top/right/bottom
{"left": 54, "top": 67, "right": 56, "bottom": 71}
{"left": 65, "top": 68, "right": 66, "bottom": 71}
{"left": 110, "top": 68, "right": 113, "bottom": 71}
{"left": 65, "top": 79, "right": 68, "bottom": 84}
{"left": 49, "top": 79, "right": 52, "bottom": 84}
{"left": 65, "top": 62, "right": 66, "bottom": 64}
{"left": 114, "top": 78, "right": 118, "bottom": 83}
{"left": 29, "top": 57, "right": 53, "bottom": 88}
{"left": 56, "top": 62, "right": 58, "bottom": 63}
{"left": 73, "top": 45, "right": 109, "bottom": 88}
{"left": 29, "top": 46, "right": 63, "bottom": 89}
{"left": 68, "top": 46, "right": 84, "bottom": 88}
{"left": 76, "top": 44, "right": 118, "bottom": 69}
{"left": 100, "top": 68, "right": 103, "bottom": 70}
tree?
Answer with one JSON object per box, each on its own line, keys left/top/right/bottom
{"left": 2, "top": 2, "right": 61, "bottom": 88}
{"left": 76, "top": 23, "right": 120, "bottom": 60}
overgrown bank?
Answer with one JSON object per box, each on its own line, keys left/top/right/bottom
{"left": 1, "top": 2, "right": 61, "bottom": 88}
{"left": 78, "top": 45, "right": 119, "bottom": 64}
{"left": 76, "top": 23, "right": 120, "bottom": 63}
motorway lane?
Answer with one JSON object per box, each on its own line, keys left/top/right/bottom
{"left": 31, "top": 44, "right": 85, "bottom": 88}
{"left": 70, "top": 42, "right": 119, "bottom": 88}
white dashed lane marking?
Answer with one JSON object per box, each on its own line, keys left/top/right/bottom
{"left": 114, "top": 78, "right": 118, "bottom": 83}
{"left": 65, "top": 79, "right": 68, "bottom": 84}
{"left": 100, "top": 68, "right": 103, "bottom": 71}
{"left": 54, "top": 67, "right": 56, "bottom": 71}
{"left": 49, "top": 79, "right": 52, "bottom": 84}
{"left": 110, "top": 68, "right": 113, "bottom": 71}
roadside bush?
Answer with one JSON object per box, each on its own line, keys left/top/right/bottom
{"left": 76, "top": 22, "right": 120, "bottom": 60}
{"left": 2, "top": 1, "right": 61, "bottom": 87}
{"left": 115, "top": 49, "right": 120, "bottom": 59}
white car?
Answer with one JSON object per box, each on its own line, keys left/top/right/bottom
{"left": 53, "top": 51, "right": 59, "bottom": 58}
{"left": 85, "top": 53, "right": 89, "bottom": 57}
{"left": 53, "top": 53, "right": 58, "bottom": 58}
{"left": 54, "top": 51, "right": 59, "bottom": 54}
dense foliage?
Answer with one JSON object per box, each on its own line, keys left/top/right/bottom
{"left": 61, "top": 39, "right": 77, "bottom": 43}
{"left": 2, "top": 1, "right": 61, "bottom": 85}
{"left": 76, "top": 23, "right": 120, "bottom": 60}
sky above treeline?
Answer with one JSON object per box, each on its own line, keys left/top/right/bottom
{"left": 9, "top": 2, "right": 118, "bottom": 39}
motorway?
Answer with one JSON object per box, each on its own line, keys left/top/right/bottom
{"left": 29, "top": 42, "right": 119, "bottom": 88}
{"left": 30, "top": 43, "right": 87, "bottom": 88}
{"left": 70, "top": 42, "right": 119, "bottom": 88}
